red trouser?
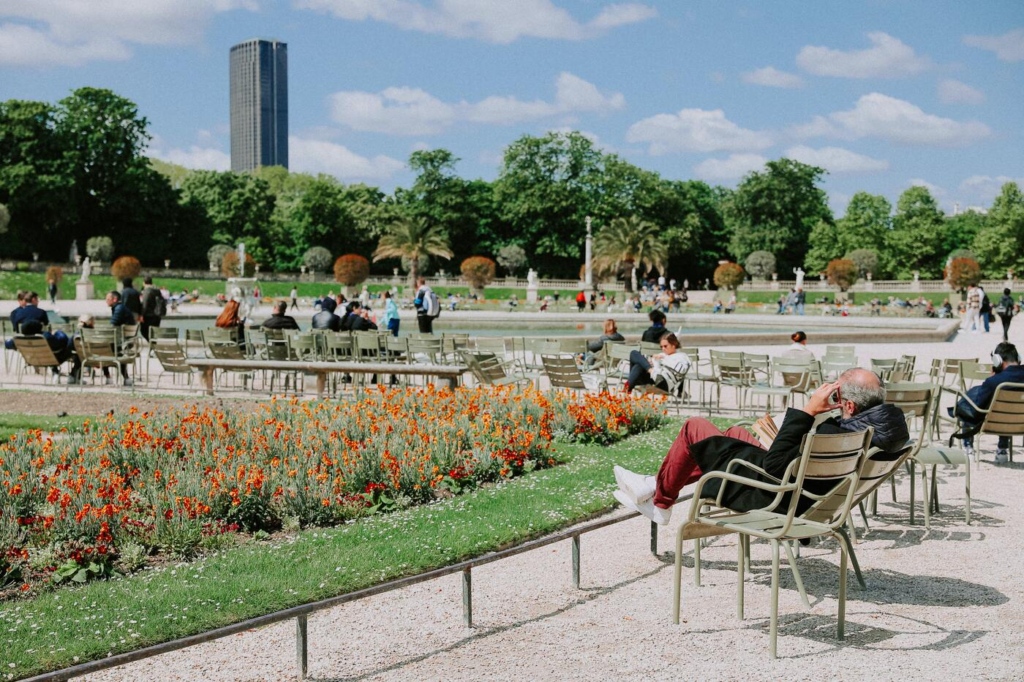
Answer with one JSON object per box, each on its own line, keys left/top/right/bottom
{"left": 653, "top": 417, "right": 763, "bottom": 508}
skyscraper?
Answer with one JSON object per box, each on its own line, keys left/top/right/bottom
{"left": 230, "top": 39, "right": 288, "bottom": 172}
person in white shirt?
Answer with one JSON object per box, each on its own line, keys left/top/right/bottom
{"left": 624, "top": 332, "right": 691, "bottom": 393}
{"left": 778, "top": 330, "right": 815, "bottom": 361}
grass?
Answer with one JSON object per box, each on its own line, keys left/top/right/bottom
{"left": 0, "top": 418, "right": 686, "bottom": 679}
{"left": 0, "top": 412, "right": 88, "bottom": 440}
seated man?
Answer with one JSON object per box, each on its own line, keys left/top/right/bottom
{"left": 311, "top": 296, "right": 342, "bottom": 332}
{"left": 641, "top": 309, "right": 668, "bottom": 343}
{"left": 614, "top": 368, "right": 909, "bottom": 524}
{"left": 953, "top": 342, "right": 1024, "bottom": 463}
{"left": 261, "top": 300, "right": 300, "bottom": 331}
{"left": 340, "top": 301, "right": 378, "bottom": 332}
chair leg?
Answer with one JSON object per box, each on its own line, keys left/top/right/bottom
{"left": 922, "top": 465, "right": 931, "bottom": 529}
{"left": 769, "top": 539, "right": 780, "bottom": 659}
{"left": 782, "top": 541, "right": 810, "bottom": 609}
{"left": 837, "top": 536, "right": 849, "bottom": 640}
{"left": 964, "top": 459, "right": 971, "bottom": 524}
{"left": 737, "top": 536, "right": 745, "bottom": 619}
{"left": 909, "top": 460, "right": 917, "bottom": 525}
{"left": 857, "top": 501, "right": 871, "bottom": 534}
{"left": 694, "top": 536, "right": 702, "bottom": 587}
{"left": 672, "top": 529, "right": 685, "bottom": 625}
{"left": 837, "top": 527, "right": 866, "bottom": 589}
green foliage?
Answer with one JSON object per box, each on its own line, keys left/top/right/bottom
{"left": 826, "top": 258, "right": 858, "bottom": 291}
{"left": 744, "top": 250, "right": 776, "bottom": 280}
{"left": 373, "top": 217, "right": 453, "bottom": 285}
{"left": 302, "top": 246, "right": 333, "bottom": 273}
{"left": 496, "top": 244, "right": 527, "bottom": 276}
{"left": 334, "top": 254, "right": 370, "bottom": 286}
{"left": 714, "top": 262, "right": 745, "bottom": 291}
{"left": 943, "top": 210, "right": 986, "bottom": 259}
{"left": 885, "top": 186, "right": 945, "bottom": 278}
{"left": 845, "top": 249, "right": 879, "bottom": 278}
{"left": 180, "top": 170, "right": 275, "bottom": 266}
{"left": 593, "top": 215, "right": 667, "bottom": 292}
{"left": 725, "top": 158, "right": 832, "bottom": 274}
{"left": 85, "top": 235, "right": 114, "bottom": 262}
{"left": 972, "top": 182, "right": 1024, "bottom": 277}
{"left": 0, "top": 202, "right": 9, "bottom": 233}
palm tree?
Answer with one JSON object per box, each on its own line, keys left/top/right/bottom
{"left": 372, "top": 217, "right": 453, "bottom": 288}
{"left": 593, "top": 216, "right": 668, "bottom": 292}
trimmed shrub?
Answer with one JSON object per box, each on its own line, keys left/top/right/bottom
{"left": 945, "top": 257, "right": 981, "bottom": 292}
{"left": 334, "top": 254, "right": 370, "bottom": 287}
{"left": 744, "top": 250, "right": 776, "bottom": 281}
{"left": 221, "top": 251, "right": 256, "bottom": 278}
{"left": 713, "top": 262, "right": 745, "bottom": 291}
{"left": 45, "top": 265, "right": 63, "bottom": 284}
{"left": 110, "top": 256, "right": 142, "bottom": 281}
{"left": 302, "top": 246, "right": 333, "bottom": 273}
{"left": 461, "top": 256, "right": 496, "bottom": 292}
{"left": 207, "top": 244, "right": 232, "bottom": 269}
{"left": 826, "top": 258, "right": 858, "bottom": 291}
{"left": 85, "top": 236, "right": 114, "bottom": 262}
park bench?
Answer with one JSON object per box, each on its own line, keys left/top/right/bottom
{"left": 186, "top": 358, "right": 467, "bottom": 398}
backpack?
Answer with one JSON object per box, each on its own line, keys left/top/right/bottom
{"left": 424, "top": 290, "right": 441, "bottom": 318}
{"left": 156, "top": 294, "right": 168, "bottom": 317}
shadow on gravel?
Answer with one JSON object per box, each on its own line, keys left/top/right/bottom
{"left": 753, "top": 611, "right": 987, "bottom": 656}
{"left": 309, "top": 562, "right": 672, "bottom": 682}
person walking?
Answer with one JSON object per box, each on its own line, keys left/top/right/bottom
{"left": 47, "top": 278, "right": 58, "bottom": 304}
{"left": 979, "top": 286, "right": 992, "bottom": 333}
{"left": 996, "top": 288, "right": 1017, "bottom": 341}
{"left": 290, "top": 287, "right": 299, "bottom": 311}
{"left": 381, "top": 290, "right": 400, "bottom": 337}
{"left": 964, "top": 283, "right": 981, "bottom": 332}
{"left": 139, "top": 276, "right": 165, "bottom": 341}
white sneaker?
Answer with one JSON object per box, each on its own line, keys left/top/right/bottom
{"left": 995, "top": 449, "right": 1009, "bottom": 464}
{"left": 614, "top": 490, "right": 672, "bottom": 525}
{"left": 613, "top": 465, "right": 655, "bottom": 504}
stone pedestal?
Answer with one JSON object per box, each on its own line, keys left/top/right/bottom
{"left": 75, "top": 280, "right": 94, "bottom": 301}
{"left": 526, "top": 284, "right": 538, "bottom": 304}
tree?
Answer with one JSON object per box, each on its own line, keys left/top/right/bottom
{"left": 334, "top": 254, "right": 370, "bottom": 287}
{"left": 744, "top": 250, "right": 776, "bottom": 280}
{"left": 942, "top": 209, "right": 986, "bottom": 259}
{"left": 973, "top": 182, "right": 1024, "bottom": 278}
{"left": 0, "top": 203, "right": 8, "bottom": 234}
{"left": 110, "top": 256, "right": 141, "bottom": 280}
{"left": 807, "top": 193, "right": 891, "bottom": 275}
{"left": 460, "top": 256, "right": 496, "bottom": 294}
{"left": 713, "top": 262, "right": 745, "bottom": 291}
{"left": 945, "top": 257, "right": 982, "bottom": 293}
{"left": 725, "top": 158, "right": 832, "bottom": 274}
{"left": 494, "top": 132, "right": 605, "bottom": 275}
{"left": 221, "top": 251, "right": 255, "bottom": 278}
{"left": 845, "top": 249, "right": 879, "bottom": 278}
{"left": 496, "top": 244, "right": 527, "bottom": 276}
{"left": 885, "top": 186, "right": 945, "bottom": 278}
{"left": 372, "top": 217, "right": 452, "bottom": 287}
{"left": 86, "top": 236, "right": 114, "bottom": 262}
{"left": 826, "top": 259, "right": 858, "bottom": 292}
{"left": 302, "top": 246, "right": 333, "bottom": 273}
{"left": 593, "top": 216, "right": 667, "bottom": 292}
{"left": 179, "top": 170, "right": 275, "bottom": 266}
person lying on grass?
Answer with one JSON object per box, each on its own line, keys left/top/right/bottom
{"left": 613, "top": 368, "right": 910, "bottom": 525}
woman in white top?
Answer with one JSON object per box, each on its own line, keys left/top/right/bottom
{"left": 778, "top": 330, "right": 815, "bottom": 361}
{"left": 625, "top": 332, "right": 691, "bottom": 393}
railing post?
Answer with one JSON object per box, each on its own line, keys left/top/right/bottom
{"left": 296, "top": 615, "right": 308, "bottom": 680}
{"left": 571, "top": 535, "right": 581, "bottom": 589}
{"left": 462, "top": 567, "right": 472, "bottom": 627}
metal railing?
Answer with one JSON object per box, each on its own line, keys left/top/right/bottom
{"left": 25, "top": 510, "right": 660, "bottom": 682}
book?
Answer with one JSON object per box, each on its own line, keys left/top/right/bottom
{"left": 750, "top": 413, "right": 779, "bottom": 448}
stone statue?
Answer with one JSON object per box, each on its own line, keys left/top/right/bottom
{"left": 793, "top": 267, "right": 805, "bottom": 288}
{"left": 79, "top": 257, "right": 92, "bottom": 282}
{"left": 527, "top": 269, "right": 539, "bottom": 287}
{"left": 69, "top": 240, "right": 78, "bottom": 264}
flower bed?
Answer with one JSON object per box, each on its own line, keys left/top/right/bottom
{"left": 0, "top": 386, "right": 664, "bottom": 594}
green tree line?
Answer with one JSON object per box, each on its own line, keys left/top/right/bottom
{"left": 2, "top": 88, "right": 1022, "bottom": 281}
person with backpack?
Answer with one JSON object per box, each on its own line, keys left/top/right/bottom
{"left": 414, "top": 278, "right": 440, "bottom": 334}
{"left": 140, "top": 276, "right": 166, "bottom": 341}
{"left": 979, "top": 285, "right": 992, "bottom": 333}
{"left": 996, "top": 288, "right": 1017, "bottom": 342}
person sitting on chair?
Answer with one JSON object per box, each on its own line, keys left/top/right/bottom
{"left": 952, "top": 342, "right": 1024, "bottom": 463}
{"left": 623, "top": 332, "right": 690, "bottom": 395}
{"left": 641, "top": 309, "right": 668, "bottom": 343}
{"left": 261, "top": 300, "right": 300, "bottom": 331}
{"left": 614, "top": 368, "right": 909, "bottom": 524}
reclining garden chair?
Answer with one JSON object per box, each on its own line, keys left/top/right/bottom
{"left": 672, "top": 428, "right": 873, "bottom": 658}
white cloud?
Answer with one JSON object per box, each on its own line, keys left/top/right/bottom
{"left": 796, "top": 93, "right": 990, "bottom": 147}
{"left": 693, "top": 154, "right": 767, "bottom": 181}
{"left": 289, "top": 137, "right": 404, "bottom": 181}
{"left": 908, "top": 178, "right": 945, "bottom": 200}
{"left": 938, "top": 79, "right": 985, "bottom": 105}
{"left": 296, "top": 0, "right": 656, "bottom": 43}
{"left": 626, "top": 108, "right": 773, "bottom": 155}
{"left": 963, "top": 28, "right": 1024, "bottom": 62}
{"left": 784, "top": 145, "right": 888, "bottom": 173}
{"left": 741, "top": 66, "right": 803, "bottom": 88}
{"left": 0, "top": 0, "right": 257, "bottom": 67}
{"left": 163, "top": 146, "right": 232, "bottom": 171}
{"left": 796, "top": 31, "right": 930, "bottom": 78}
{"left": 959, "top": 175, "right": 1024, "bottom": 204}
{"left": 330, "top": 72, "right": 623, "bottom": 135}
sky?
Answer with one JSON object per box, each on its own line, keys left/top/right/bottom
{"left": 2, "top": 0, "right": 1022, "bottom": 215}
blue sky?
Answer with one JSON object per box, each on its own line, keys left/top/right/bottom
{"left": 2, "top": 0, "right": 1022, "bottom": 215}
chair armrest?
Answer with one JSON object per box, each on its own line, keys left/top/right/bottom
{"left": 724, "top": 458, "right": 782, "bottom": 483}
{"left": 688, "top": 469, "right": 796, "bottom": 518}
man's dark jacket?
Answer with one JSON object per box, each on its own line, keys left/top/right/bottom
{"left": 693, "top": 404, "right": 909, "bottom": 513}
{"left": 262, "top": 314, "right": 300, "bottom": 331}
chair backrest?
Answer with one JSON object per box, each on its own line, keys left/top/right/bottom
{"left": 870, "top": 358, "right": 897, "bottom": 379}
{"left": 824, "top": 345, "right": 856, "bottom": 361}
{"left": 407, "top": 336, "right": 442, "bottom": 362}
{"left": 153, "top": 342, "right": 193, "bottom": 373}
{"left": 980, "top": 382, "right": 1024, "bottom": 438}
{"left": 460, "top": 351, "right": 511, "bottom": 385}
{"left": 959, "top": 360, "right": 993, "bottom": 393}
{"left": 771, "top": 358, "right": 815, "bottom": 392}
{"left": 639, "top": 340, "right": 661, "bottom": 356}
{"left": 322, "top": 332, "right": 354, "bottom": 361}
{"left": 793, "top": 428, "right": 874, "bottom": 532}
{"left": 13, "top": 337, "right": 60, "bottom": 369}
{"left": 711, "top": 350, "right": 747, "bottom": 385}
{"left": 472, "top": 337, "right": 506, "bottom": 356}
{"left": 558, "top": 337, "right": 587, "bottom": 355}
{"left": 288, "top": 332, "right": 320, "bottom": 361}
{"left": 541, "top": 354, "right": 587, "bottom": 391}
{"left": 149, "top": 326, "right": 180, "bottom": 342}
{"left": 743, "top": 352, "right": 770, "bottom": 383}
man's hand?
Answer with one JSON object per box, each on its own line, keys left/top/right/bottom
{"left": 802, "top": 380, "right": 842, "bottom": 416}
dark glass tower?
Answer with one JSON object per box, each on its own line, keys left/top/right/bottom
{"left": 230, "top": 39, "right": 288, "bottom": 172}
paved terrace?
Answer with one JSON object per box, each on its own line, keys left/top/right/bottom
{"left": 2, "top": 301, "right": 1022, "bottom": 680}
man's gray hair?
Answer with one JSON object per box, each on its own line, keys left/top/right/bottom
{"left": 838, "top": 368, "right": 886, "bottom": 411}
